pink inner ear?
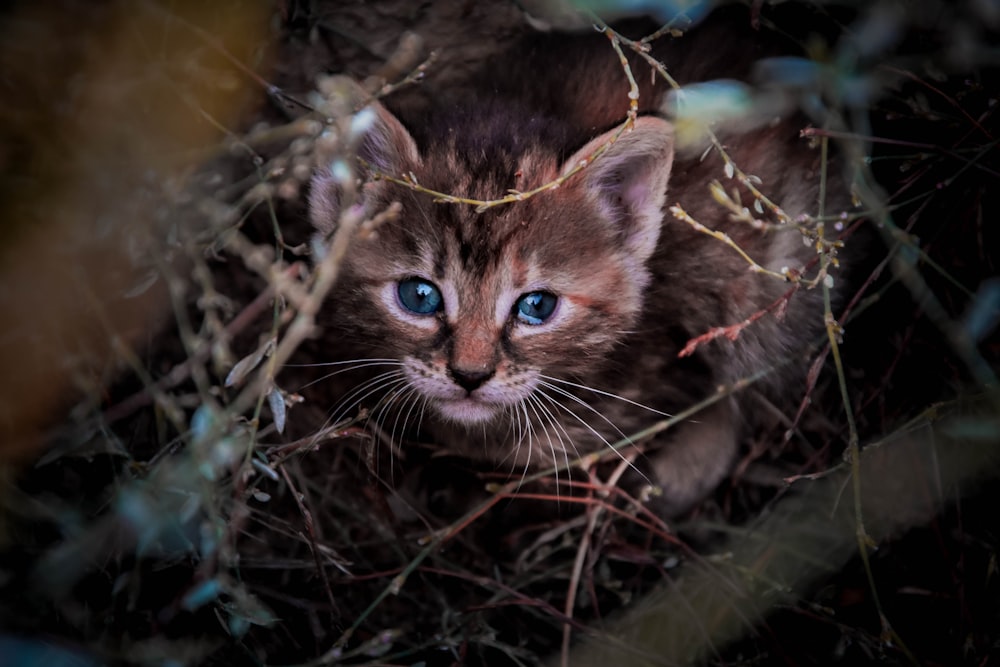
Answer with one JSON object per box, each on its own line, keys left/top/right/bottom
{"left": 308, "top": 98, "right": 422, "bottom": 235}
{"left": 560, "top": 116, "right": 675, "bottom": 264}
{"left": 308, "top": 173, "right": 342, "bottom": 235}
{"left": 624, "top": 182, "right": 652, "bottom": 211}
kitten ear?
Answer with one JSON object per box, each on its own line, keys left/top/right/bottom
{"left": 561, "top": 116, "right": 675, "bottom": 263}
{"left": 309, "top": 77, "right": 421, "bottom": 236}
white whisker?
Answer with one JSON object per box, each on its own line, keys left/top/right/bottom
{"left": 539, "top": 374, "right": 673, "bottom": 417}
{"left": 387, "top": 384, "right": 425, "bottom": 456}
{"left": 376, "top": 384, "right": 422, "bottom": 482}
{"left": 297, "top": 359, "right": 404, "bottom": 391}
{"left": 528, "top": 392, "right": 574, "bottom": 465}
{"left": 535, "top": 385, "right": 643, "bottom": 476}
{"left": 287, "top": 358, "right": 402, "bottom": 368}
{"left": 524, "top": 393, "right": 570, "bottom": 495}
{"left": 328, "top": 370, "right": 408, "bottom": 428}
{"left": 538, "top": 380, "right": 631, "bottom": 444}
{"left": 503, "top": 402, "right": 528, "bottom": 481}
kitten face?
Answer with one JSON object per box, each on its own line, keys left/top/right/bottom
{"left": 373, "top": 205, "right": 638, "bottom": 425}
{"left": 310, "top": 99, "right": 674, "bottom": 429}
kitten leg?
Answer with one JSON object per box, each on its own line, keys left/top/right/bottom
{"left": 648, "top": 398, "right": 740, "bottom": 516}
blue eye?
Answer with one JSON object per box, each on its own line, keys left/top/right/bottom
{"left": 515, "top": 291, "right": 558, "bottom": 325}
{"left": 397, "top": 278, "right": 443, "bottom": 315}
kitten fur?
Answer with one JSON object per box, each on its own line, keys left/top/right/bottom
{"left": 304, "top": 8, "right": 851, "bottom": 515}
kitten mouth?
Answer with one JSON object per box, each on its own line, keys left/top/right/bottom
{"left": 435, "top": 397, "right": 500, "bottom": 425}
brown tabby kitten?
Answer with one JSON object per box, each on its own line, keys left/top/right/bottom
{"left": 305, "top": 9, "right": 850, "bottom": 514}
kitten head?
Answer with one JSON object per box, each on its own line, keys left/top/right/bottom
{"left": 309, "top": 97, "right": 674, "bottom": 427}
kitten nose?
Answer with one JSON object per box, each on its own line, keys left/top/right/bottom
{"left": 449, "top": 367, "right": 494, "bottom": 393}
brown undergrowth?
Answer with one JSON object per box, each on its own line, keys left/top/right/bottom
{"left": 0, "top": 1, "right": 998, "bottom": 666}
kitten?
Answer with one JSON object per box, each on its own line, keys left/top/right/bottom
{"left": 304, "top": 9, "right": 851, "bottom": 515}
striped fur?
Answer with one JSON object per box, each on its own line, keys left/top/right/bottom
{"left": 305, "top": 10, "right": 851, "bottom": 514}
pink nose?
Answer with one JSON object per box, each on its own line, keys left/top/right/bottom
{"left": 449, "top": 367, "right": 494, "bottom": 392}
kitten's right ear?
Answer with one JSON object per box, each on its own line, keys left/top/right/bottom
{"left": 561, "top": 116, "right": 675, "bottom": 264}
{"left": 309, "top": 77, "right": 421, "bottom": 237}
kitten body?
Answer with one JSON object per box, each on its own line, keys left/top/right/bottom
{"left": 305, "top": 10, "right": 850, "bottom": 513}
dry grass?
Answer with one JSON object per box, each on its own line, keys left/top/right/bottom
{"left": 0, "top": 1, "right": 998, "bottom": 665}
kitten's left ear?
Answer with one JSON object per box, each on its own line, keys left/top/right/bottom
{"left": 309, "top": 76, "right": 421, "bottom": 238}
{"left": 562, "top": 116, "right": 675, "bottom": 263}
